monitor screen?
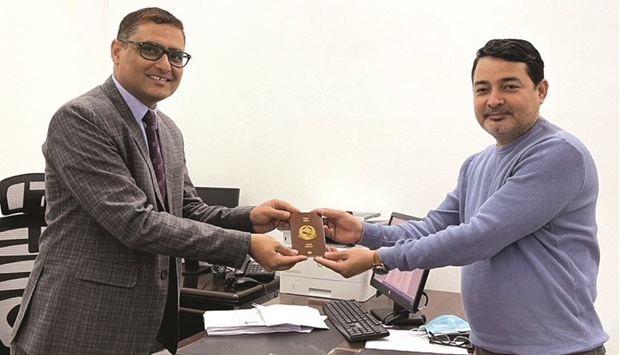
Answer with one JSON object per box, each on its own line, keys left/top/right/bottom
{"left": 369, "top": 212, "right": 429, "bottom": 325}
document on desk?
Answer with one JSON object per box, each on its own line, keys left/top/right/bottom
{"left": 203, "top": 303, "right": 329, "bottom": 336}
{"left": 365, "top": 330, "right": 468, "bottom": 354}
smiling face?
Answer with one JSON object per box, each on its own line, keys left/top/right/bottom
{"left": 111, "top": 22, "right": 185, "bottom": 108}
{"left": 472, "top": 57, "right": 548, "bottom": 145}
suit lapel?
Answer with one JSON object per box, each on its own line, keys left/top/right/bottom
{"left": 101, "top": 77, "right": 167, "bottom": 210}
{"left": 102, "top": 78, "right": 150, "bottom": 159}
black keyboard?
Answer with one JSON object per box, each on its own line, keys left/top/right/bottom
{"left": 322, "top": 299, "right": 390, "bottom": 342}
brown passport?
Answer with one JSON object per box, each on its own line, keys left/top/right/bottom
{"left": 290, "top": 212, "right": 326, "bottom": 256}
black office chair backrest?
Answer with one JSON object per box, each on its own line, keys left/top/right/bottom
{"left": 0, "top": 173, "right": 46, "bottom": 253}
{"left": 0, "top": 173, "right": 47, "bottom": 352}
{"left": 0, "top": 173, "right": 46, "bottom": 216}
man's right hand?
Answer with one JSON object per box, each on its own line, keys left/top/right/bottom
{"left": 314, "top": 247, "right": 374, "bottom": 279}
{"left": 249, "top": 234, "right": 307, "bottom": 271}
{"left": 311, "top": 208, "right": 363, "bottom": 245}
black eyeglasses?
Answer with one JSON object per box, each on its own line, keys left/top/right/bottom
{"left": 427, "top": 331, "right": 472, "bottom": 349}
{"left": 118, "top": 39, "right": 191, "bottom": 68}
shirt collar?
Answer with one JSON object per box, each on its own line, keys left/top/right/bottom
{"left": 112, "top": 76, "right": 158, "bottom": 123}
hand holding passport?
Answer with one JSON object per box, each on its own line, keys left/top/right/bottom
{"left": 290, "top": 212, "right": 327, "bottom": 256}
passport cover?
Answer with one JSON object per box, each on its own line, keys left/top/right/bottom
{"left": 290, "top": 212, "right": 326, "bottom": 256}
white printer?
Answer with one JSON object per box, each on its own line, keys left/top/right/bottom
{"left": 278, "top": 227, "right": 376, "bottom": 302}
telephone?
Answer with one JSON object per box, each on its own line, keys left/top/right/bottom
{"left": 234, "top": 256, "right": 276, "bottom": 283}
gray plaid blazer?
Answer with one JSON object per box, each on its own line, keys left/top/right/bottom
{"left": 11, "top": 77, "right": 254, "bottom": 354}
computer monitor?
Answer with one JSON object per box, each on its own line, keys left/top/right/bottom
{"left": 183, "top": 186, "right": 241, "bottom": 275}
{"left": 194, "top": 186, "right": 240, "bottom": 208}
{"left": 369, "top": 212, "right": 430, "bottom": 326}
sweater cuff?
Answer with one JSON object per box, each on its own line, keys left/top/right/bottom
{"left": 358, "top": 221, "right": 385, "bottom": 250}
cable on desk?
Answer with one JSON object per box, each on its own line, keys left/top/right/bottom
{"left": 260, "top": 283, "right": 270, "bottom": 300}
{"left": 357, "top": 293, "right": 377, "bottom": 304}
{"left": 419, "top": 291, "right": 429, "bottom": 310}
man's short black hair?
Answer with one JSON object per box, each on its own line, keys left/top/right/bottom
{"left": 117, "top": 7, "right": 185, "bottom": 42}
{"left": 471, "top": 39, "right": 545, "bottom": 86}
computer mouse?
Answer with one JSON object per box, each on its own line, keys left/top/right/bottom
{"left": 233, "top": 276, "right": 260, "bottom": 287}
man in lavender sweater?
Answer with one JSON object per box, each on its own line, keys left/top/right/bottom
{"left": 314, "top": 39, "right": 608, "bottom": 354}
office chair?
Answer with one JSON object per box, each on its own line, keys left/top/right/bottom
{"left": 0, "top": 173, "right": 46, "bottom": 354}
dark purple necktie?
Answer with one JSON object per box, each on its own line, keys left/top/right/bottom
{"left": 143, "top": 111, "right": 177, "bottom": 351}
{"left": 143, "top": 110, "right": 167, "bottom": 203}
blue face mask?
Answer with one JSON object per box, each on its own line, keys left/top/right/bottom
{"left": 421, "top": 314, "right": 470, "bottom": 335}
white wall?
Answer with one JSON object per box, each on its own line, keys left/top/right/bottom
{"left": 1, "top": 0, "right": 617, "bottom": 351}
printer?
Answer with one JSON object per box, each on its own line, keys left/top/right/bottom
{"left": 278, "top": 228, "right": 376, "bottom": 302}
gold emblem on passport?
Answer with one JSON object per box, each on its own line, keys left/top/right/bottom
{"left": 298, "top": 223, "right": 317, "bottom": 241}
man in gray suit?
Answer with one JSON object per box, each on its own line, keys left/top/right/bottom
{"left": 10, "top": 7, "right": 307, "bottom": 355}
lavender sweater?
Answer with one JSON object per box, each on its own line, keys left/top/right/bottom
{"left": 360, "top": 118, "right": 608, "bottom": 354}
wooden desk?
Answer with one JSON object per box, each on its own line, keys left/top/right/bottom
{"left": 178, "top": 290, "right": 465, "bottom": 354}
{"left": 179, "top": 272, "right": 280, "bottom": 340}
{"left": 181, "top": 272, "right": 280, "bottom": 311}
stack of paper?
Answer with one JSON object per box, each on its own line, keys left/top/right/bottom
{"left": 203, "top": 303, "right": 329, "bottom": 336}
